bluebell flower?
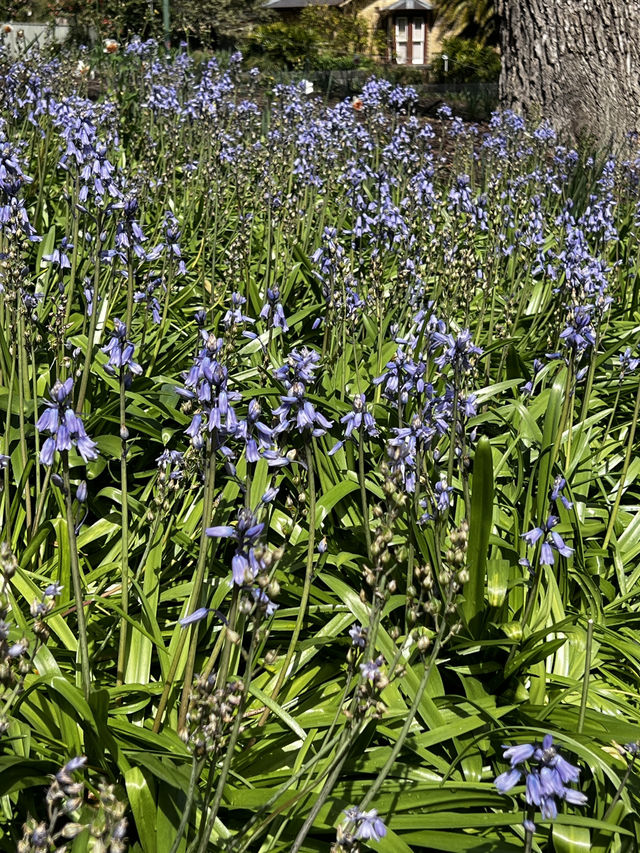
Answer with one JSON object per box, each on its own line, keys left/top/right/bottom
{"left": 237, "top": 400, "right": 273, "bottom": 463}
{"left": 550, "top": 476, "right": 573, "bottom": 510}
{"left": 251, "top": 587, "right": 278, "bottom": 616}
{"left": 102, "top": 319, "right": 142, "bottom": 381}
{"left": 360, "top": 656, "right": 384, "bottom": 683}
{"left": 495, "top": 734, "right": 587, "bottom": 832}
{"left": 222, "top": 291, "right": 254, "bottom": 330}
{"left": 329, "top": 394, "right": 378, "bottom": 456}
{"left": 521, "top": 516, "right": 573, "bottom": 565}
{"left": 343, "top": 807, "right": 387, "bottom": 842}
{"left": 432, "top": 329, "right": 483, "bottom": 373}
{"left": 207, "top": 508, "right": 266, "bottom": 586}
{"left": 179, "top": 607, "right": 210, "bottom": 627}
{"left": 260, "top": 486, "right": 279, "bottom": 504}
{"left": 521, "top": 358, "right": 543, "bottom": 396}
{"left": 349, "top": 623, "right": 366, "bottom": 649}
{"left": 619, "top": 348, "right": 640, "bottom": 376}
{"left": 36, "top": 379, "right": 98, "bottom": 465}
{"left": 259, "top": 287, "right": 288, "bottom": 332}
{"left": 273, "top": 379, "right": 333, "bottom": 438}
{"left": 134, "top": 281, "right": 162, "bottom": 324}
{"left": 43, "top": 237, "right": 72, "bottom": 270}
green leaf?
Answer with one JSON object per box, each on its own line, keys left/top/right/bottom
{"left": 464, "top": 435, "right": 494, "bottom": 630}
{"left": 125, "top": 767, "right": 157, "bottom": 853}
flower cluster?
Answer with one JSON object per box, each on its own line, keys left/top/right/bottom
{"left": 272, "top": 347, "right": 333, "bottom": 437}
{"left": 495, "top": 734, "right": 587, "bottom": 831}
{"left": 102, "top": 319, "right": 142, "bottom": 383}
{"left": 521, "top": 515, "right": 573, "bottom": 566}
{"left": 333, "top": 806, "right": 387, "bottom": 851}
{"left": 36, "top": 379, "right": 99, "bottom": 466}
{"left": 181, "top": 674, "right": 244, "bottom": 757}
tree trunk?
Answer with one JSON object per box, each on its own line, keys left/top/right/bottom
{"left": 497, "top": 0, "right": 640, "bottom": 147}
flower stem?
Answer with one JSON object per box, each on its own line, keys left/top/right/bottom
{"left": 169, "top": 755, "right": 205, "bottom": 853}
{"left": 258, "top": 439, "right": 316, "bottom": 726}
{"left": 61, "top": 452, "right": 91, "bottom": 699}
{"left": 116, "top": 367, "right": 130, "bottom": 686}
{"left": 178, "top": 444, "right": 217, "bottom": 730}
{"left": 359, "top": 619, "right": 448, "bottom": 811}
{"left": 358, "top": 431, "right": 372, "bottom": 560}
{"left": 604, "top": 377, "right": 640, "bottom": 549}
{"left": 577, "top": 618, "right": 593, "bottom": 734}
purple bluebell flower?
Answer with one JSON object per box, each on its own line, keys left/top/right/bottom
{"left": 36, "top": 380, "right": 98, "bottom": 465}
{"left": 360, "top": 656, "right": 383, "bottom": 682}
{"left": 329, "top": 394, "right": 378, "bottom": 456}
{"left": 495, "top": 768, "right": 522, "bottom": 793}
{"left": 251, "top": 587, "right": 278, "bottom": 616}
{"left": 432, "top": 329, "right": 483, "bottom": 373}
{"left": 43, "top": 237, "right": 72, "bottom": 270}
{"left": 343, "top": 807, "right": 387, "bottom": 842}
{"left": 223, "top": 291, "right": 254, "bottom": 330}
{"left": 550, "top": 476, "right": 573, "bottom": 510}
{"left": 521, "top": 516, "right": 573, "bottom": 565}
{"left": 619, "top": 348, "right": 640, "bottom": 376}
{"left": 180, "top": 607, "right": 211, "bottom": 627}
{"left": 102, "top": 319, "right": 142, "bottom": 381}
{"left": 207, "top": 508, "right": 265, "bottom": 586}
{"left": 272, "top": 349, "right": 333, "bottom": 438}
{"left": 349, "top": 623, "right": 366, "bottom": 649}
{"left": 134, "top": 280, "right": 162, "bottom": 324}
{"left": 496, "top": 734, "right": 587, "bottom": 832}
{"left": 259, "top": 287, "right": 288, "bottom": 332}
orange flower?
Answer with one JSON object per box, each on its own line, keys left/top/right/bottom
{"left": 352, "top": 97, "right": 364, "bottom": 111}
{"left": 2, "top": 24, "right": 12, "bottom": 33}
{"left": 103, "top": 38, "right": 119, "bottom": 54}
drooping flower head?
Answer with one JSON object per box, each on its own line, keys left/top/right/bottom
{"left": 495, "top": 734, "right": 587, "bottom": 833}
{"left": 36, "top": 380, "right": 98, "bottom": 466}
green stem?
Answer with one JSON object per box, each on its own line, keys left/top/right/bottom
{"left": 152, "top": 629, "right": 188, "bottom": 733}
{"left": 16, "top": 306, "right": 32, "bottom": 529}
{"left": 288, "top": 736, "right": 354, "bottom": 853}
{"left": 76, "top": 235, "right": 102, "bottom": 413}
{"left": 604, "top": 377, "right": 640, "bottom": 548}
{"left": 62, "top": 453, "right": 91, "bottom": 699}
{"left": 577, "top": 618, "right": 594, "bottom": 734}
{"left": 602, "top": 755, "right": 636, "bottom": 823}
{"left": 258, "top": 439, "right": 316, "bottom": 725}
{"left": 196, "top": 632, "right": 259, "bottom": 853}
{"left": 169, "top": 756, "right": 205, "bottom": 853}
{"left": 177, "top": 444, "right": 217, "bottom": 729}
{"left": 116, "top": 367, "right": 130, "bottom": 685}
{"left": 116, "top": 264, "right": 136, "bottom": 685}
{"left": 358, "top": 431, "right": 372, "bottom": 560}
{"left": 148, "top": 261, "right": 175, "bottom": 376}
{"left": 215, "top": 585, "right": 239, "bottom": 691}
{"left": 358, "top": 617, "right": 448, "bottom": 811}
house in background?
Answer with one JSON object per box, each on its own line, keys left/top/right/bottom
{"left": 263, "top": 0, "right": 444, "bottom": 66}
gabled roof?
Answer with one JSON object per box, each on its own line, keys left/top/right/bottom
{"left": 383, "top": 0, "right": 434, "bottom": 10}
{"left": 264, "top": 0, "right": 345, "bottom": 8}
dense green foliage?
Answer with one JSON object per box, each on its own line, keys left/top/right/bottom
{"left": 431, "top": 37, "right": 500, "bottom": 83}
{"left": 250, "top": 7, "right": 373, "bottom": 71}
{"left": 433, "top": 0, "right": 498, "bottom": 47}
{"left": 1, "top": 41, "right": 640, "bottom": 853}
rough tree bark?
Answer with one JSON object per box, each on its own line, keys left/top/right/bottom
{"left": 497, "top": 0, "right": 640, "bottom": 146}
